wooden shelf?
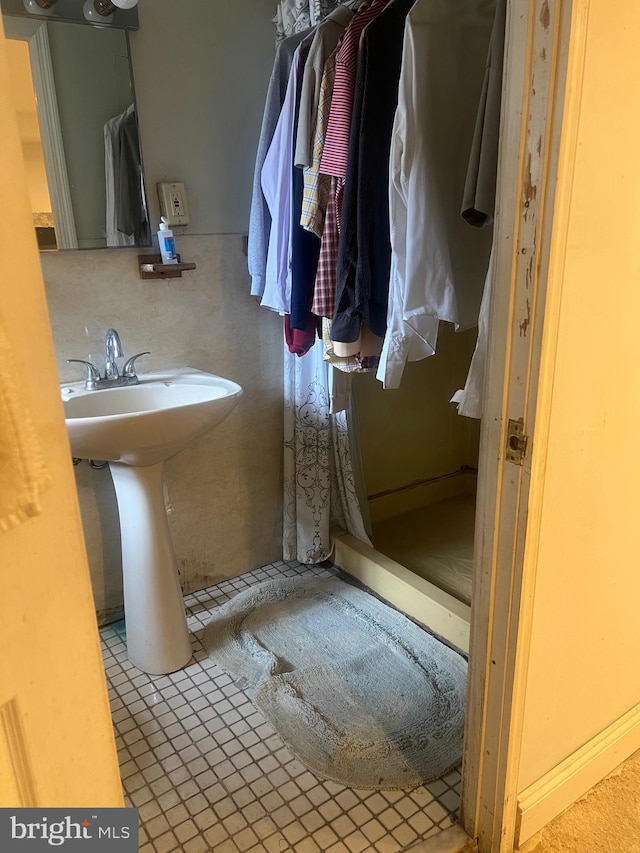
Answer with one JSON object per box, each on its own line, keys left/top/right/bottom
{"left": 138, "top": 254, "right": 197, "bottom": 280}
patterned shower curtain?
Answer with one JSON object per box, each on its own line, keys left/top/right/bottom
{"left": 275, "top": 0, "right": 368, "bottom": 562}
{"left": 274, "top": 0, "right": 347, "bottom": 43}
{"left": 283, "top": 338, "right": 371, "bottom": 564}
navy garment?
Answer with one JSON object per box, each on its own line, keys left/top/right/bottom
{"left": 290, "top": 164, "right": 321, "bottom": 329}
{"left": 290, "top": 39, "right": 321, "bottom": 331}
{"left": 331, "top": 0, "right": 416, "bottom": 344}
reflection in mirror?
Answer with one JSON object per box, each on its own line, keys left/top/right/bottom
{"left": 4, "top": 14, "right": 150, "bottom": 250}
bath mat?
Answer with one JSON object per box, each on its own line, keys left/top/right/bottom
{"left": 202, "top": 576, "right": 467, "bottom": 789}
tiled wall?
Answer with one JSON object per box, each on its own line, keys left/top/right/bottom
{"left": 42, "top": 235, "right": 284, "bottom": 621}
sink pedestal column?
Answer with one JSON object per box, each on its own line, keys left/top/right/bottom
{"left": 109, "top": 461, "right": 192, "bottom": 675}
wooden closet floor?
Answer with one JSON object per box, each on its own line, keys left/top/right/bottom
{"left": 372, "top": 495, "right": 476, "bottom": 606}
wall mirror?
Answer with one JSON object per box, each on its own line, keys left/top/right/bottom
{"left": 2, "top": 0, "right": 150, "bottom": 251}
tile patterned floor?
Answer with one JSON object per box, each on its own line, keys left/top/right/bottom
{"left": 101, "top": 560, "right": 461, "bottom": 853}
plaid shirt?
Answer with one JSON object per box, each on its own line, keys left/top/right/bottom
{"left": 321, "top": 320, "right": 380, "bottom": 373}
{"left": 301, "top": 47, "right": 339, "bottom": 238}
{"left": 312, "top": 176, "right": 339, "bottom": 317}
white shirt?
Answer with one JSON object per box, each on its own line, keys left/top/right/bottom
{"left": 451, "top": 247, "right": 494, "bottom": 419}
{"left": 377, "top": 0, "right": 495, "bottom": 389}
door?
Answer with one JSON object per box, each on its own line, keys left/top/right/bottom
{"left": 0, "top": 18, "right": 122, "bottom": 808}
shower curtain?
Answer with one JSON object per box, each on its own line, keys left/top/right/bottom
{"left": 274, "top": 0, "right": 369, "bottom": 563}
{"left": 274, "top": 0, "right": 347, "bottom": 43}
{"left": 283, "top": 338, "right": 371, "bottom": 564}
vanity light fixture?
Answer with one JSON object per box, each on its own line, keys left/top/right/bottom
{"left": 23, "top": 0, "right": 58, "bottom": 16}
{"left": 83, "top": 0, "right": 138, "bottom": 24}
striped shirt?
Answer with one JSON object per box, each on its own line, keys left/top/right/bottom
{"left": 319, "top": 0, "right": 390, "bottom": 179}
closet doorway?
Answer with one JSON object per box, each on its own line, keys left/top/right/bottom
{"left": 334, "top": 0, "right": 573, "bottom": 849}
{"left": 338, "top": 323, "right": 480, "bottom": 654}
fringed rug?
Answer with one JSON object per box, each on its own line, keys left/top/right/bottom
{"left": 202, "top": 576, "right": 466, "bottom": 789}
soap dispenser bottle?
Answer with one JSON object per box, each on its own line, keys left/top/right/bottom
{"left": 157, "top": 217, "right": 178, "bottom": 264}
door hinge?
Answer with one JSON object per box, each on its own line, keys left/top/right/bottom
{"left": 506, "top": 418, "right": 529, "bottom": 465}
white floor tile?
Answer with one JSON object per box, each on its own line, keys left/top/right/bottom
{"left": 100, "top": 560, "right": 459, "bottom": 852}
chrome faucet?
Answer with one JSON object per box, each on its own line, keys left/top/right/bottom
{"left": 68, "top": 328, "right": 150, "bottom": 391}
{"left": 105, "top": 328, "right": 124, "bottom": 380}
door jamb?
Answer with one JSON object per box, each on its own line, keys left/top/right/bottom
{"left": 461, "top": 1, "right": 574, "bottom": 851}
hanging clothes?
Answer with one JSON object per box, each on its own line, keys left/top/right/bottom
{"left": 451, "top": 250, "right": 494, "bottom": 418}
{"left": 377, "top": 0, "right": 495, "bottom": 389}
{"left": 104, "top": 105, "right": 149, "bottom": 247}
{"left": 331, "top": 0, "right": 416, "bottom": 346}
{"left": 319, "top": 0, "right": 389, "bottom": 187}
{"left": 116, "top": 108, "right": 149, "bottom": 245}
{"left": 285, "top": 313, "right": 320, "bottom": 356}
{"left": 462, "top": 0, "right": 508, "bottom": 227}
{"left": 288, "top": 14, "right": 357, "bottom": 329}
{"left": 314, "top": 0, "right": 390, "bottom": 333}
{"left": 454, "top": 0, "right": 508, "bottom": 417}
{"left": 302, "top": 45, "right": 340, "bottom": 243}
{"left": 249, "top": 29, "right": 313, "bottom": 299}
{"left": 261, "top": 32, "right": 317, "bottom": 314}
{"left": 321, "top": 319, "right": 380, "bottom": 374}
{"left": 104, "top": 105, "right": 135, "bottom": 247}
{"left": 294, "top": 5, "right": 355, "bottom": 169}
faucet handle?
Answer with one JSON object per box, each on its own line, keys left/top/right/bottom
{"left": 123, "top": 351, "right": 150, "bottom": 378}
{"left": 67, "top": 358, "right": 101, "bottom": 389}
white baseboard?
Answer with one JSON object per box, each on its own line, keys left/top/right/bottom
{"left": 515, "top": 700, "right": 640, "bottom": 846}
{"left": 333, "top": 534, "right": 470, "bottom": 653}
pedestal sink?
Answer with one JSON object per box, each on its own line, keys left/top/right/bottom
{"left": 61, "top": 368, "right": 242, "bottom": 675}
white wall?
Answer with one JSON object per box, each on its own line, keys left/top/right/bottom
{"left": 39, "top": 0, "right": 283, "bottom": 619}
{"left": 130, "top": 0, "right": 277, "bottom": 235}
{"left": 516, "top": 0, "right": 640, "bottom": 804}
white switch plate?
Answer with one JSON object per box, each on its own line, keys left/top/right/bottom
{"left": 157, "top": 181, "right": 190, "bottom": 226}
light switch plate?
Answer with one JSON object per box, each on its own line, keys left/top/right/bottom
{"left": 157, "top": 181, "right": 190, "bottom": 226}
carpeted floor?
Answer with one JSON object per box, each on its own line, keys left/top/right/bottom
{"left": 518, "top": 748, "right": 640, "bottom": 853}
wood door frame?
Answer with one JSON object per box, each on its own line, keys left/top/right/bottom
{"left": 461, "top": 1, "right": 575, "bottom": 851}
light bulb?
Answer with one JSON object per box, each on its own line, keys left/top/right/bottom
{"left": 83, "top": 0, "right": 113, "bottom": 22}
{"left": 23, "top": 0, "right": 57, "bottom": 16}
{"left": 83, "top": 0, "right": 138, "bottom": 23}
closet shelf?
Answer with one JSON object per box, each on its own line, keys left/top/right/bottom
{"left": 138, "top": 254, "right": 197, "bottom": 280}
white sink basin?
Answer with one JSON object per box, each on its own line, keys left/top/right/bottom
{"left": 61, "top": 367, "right": 243, "bottom": 675}
{"left": 62, "top": 368, "right": 242, "bottom": 466}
